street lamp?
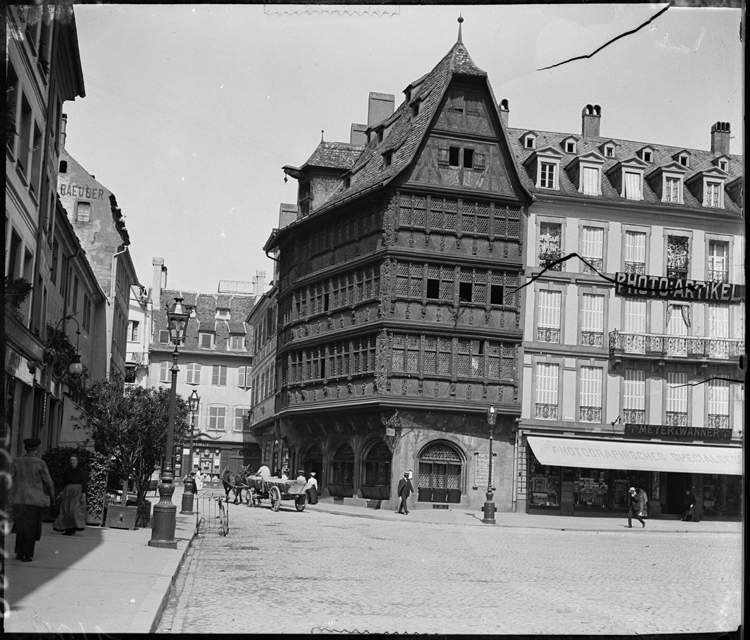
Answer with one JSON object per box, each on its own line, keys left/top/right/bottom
{"left": 180, "top": 389, "right": 200, "bottom": 515}
{"left": 149, "top": 296, "right": 189, "bottom": 549}
{"left": 482, "top": 405, "right": 497, "bottom": 525}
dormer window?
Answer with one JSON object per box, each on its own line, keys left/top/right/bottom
{"left": 704, "top": 181, "right": 723, "bottom": 208}
{"left": 377, "top": 129, "right": 384, "bottom": 143}
{"left": 686, "top": 167, "right": 725, "bottom": 209}
{"left": 411, "top": 100, "right": 420, "bottom": 119}
{"left": 713, "top": 156, "right": 730, "bottom": 172}
{"left": 526, "top": 146, "right": 564, "bottom": 191}
{"left": 383, "top": 151, "right": 393, "bottom": 168}
{"left": 648, "top": 161, "right": 687, "bottom": 205}
{"left": 718, "top": 159, "right": 728, "bottom": 171}
{"left": 676, "top": 152, "right": 690, "bottom": 167}
{"left": 343, "top": 175, "right": 351, "bottom": 189}
{"left": 608, "top": 157, "right": 648, "bottom": 201}
{"left": 623, "top": 171, "right": 643, "bottom": 200}
{"left": 639, "top": 147, "right": 654, "bottom": 163}
{"left": 664, "top": 175, "right": 683, "bottom": 203}
{"left": 568, "top": 151, "right": 605, "bottom": 197}
{"left": 604, "top": 144, "right": 615, "bottom": 158}
{"left": 562, "top": 137, "right": 577, "bottom": 154}
{"left": 524, "top": 134, "right": 536, "bottom": 149}
{"left": 215, "top": 308, "right": 230, "bottom": 320}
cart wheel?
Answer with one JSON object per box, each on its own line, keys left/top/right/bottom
{"left": 270, "top": 486, "right": 281, "bottom": 512}
{"left": 295, "top": 495, "right": 307, "bottom": 512}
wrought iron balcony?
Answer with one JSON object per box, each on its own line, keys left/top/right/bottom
{"left": 609, "top": 331, "right": 744, "bottom": 363}
{"left": 537, "top": 328, "right": 560, "bottom": 343}
{"left": 707, "top": 414, "right": 729, "bottom": 429}
{"left": 665, "top": 411, "right": 688, "bottom": 427}
{"left": 581, "top": 257, "right": 603, "bottom": 274}
{"left": 579, "top": 406, "right": 602, "bottom": 423}
{"left": 623, "top": 409, "right": 646, "bottom": 424}
{"left": 707, "top": 269, "right": 729, "bottom": 283}
{"left": 580, "top": 331, "right": 604, "bottom": 348}
{"left": 535, "top": 403, "right": 558, "bottom": 420}
{"left": 624, "top": 261, "right": 646, "bottom": 275}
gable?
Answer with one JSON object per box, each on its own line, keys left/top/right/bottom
{"left": 401, "top": 83, "right": 522, "bottom": 198}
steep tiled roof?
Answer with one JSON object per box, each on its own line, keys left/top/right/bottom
{"left": 309, "top": 40, "right": 489, "bottom": 214}
{"left": 302, "top": 141, "right": 364, "bottom": 171}
{"left": 507, "top": 128, "right": 743, "bottom": 215}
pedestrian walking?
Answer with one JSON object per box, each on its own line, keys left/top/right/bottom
{"left": 681, "top": 489, "right": 700, "bottom": 522}
{"left": 194, "top": 470, "right": 204, "bottom": 492}
{"left": 10, "top": 438, "right": 56, "bottom": 562}
{"left": 397, "top": 472, "right": 413, "bottom": 515}
{"left": 627, "top": 486, "right": 646, "bottom": 528}
{"left": 304, "top": 471, "right": 318, "bottom": 505}
{"left": 53, "top": 454, "right": 88, "bottom": 536}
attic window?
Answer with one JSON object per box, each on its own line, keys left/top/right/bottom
{"left": 383, "top": 151, "right": 393, "bottom": 168}
{"left": 411, "top": 101, "right": 420, "bottom": 118}
{"left": 642, "top": 150, "right": 652, "bottom": 163}
{"left": 565, "top": 140, "right": 576, "bottom": 154}
{"left": 377, "top": 129, "right": 384, "bottom": 143}
{"left": 463, "top": 149, "right": 474, "bottom": 169}
{"left": 524, "top": 135, "right": 536, "bottom": 150}
{"left": 718, "top": 159, "right": 728, "bottom": 172}
{"left": 449, "top": 147, "right": 460, "bottom": 167}
{"left": 343, "top": 176, "right": 351, "bottom": 189}
{"left": 604, "top": 145, "right": 615, "bottom": 158}
{"left": 678, "top": 154, "right": 689, "bottom": 167}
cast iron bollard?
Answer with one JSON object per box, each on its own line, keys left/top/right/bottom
{"left": 181, "top": 476, "right": 196, "bottom": 514}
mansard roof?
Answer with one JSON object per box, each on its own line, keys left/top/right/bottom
{"left": 508, "top": 128, "right": 744, "bottom": 214}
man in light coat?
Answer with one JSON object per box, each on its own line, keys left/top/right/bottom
{"left": 11, "top": 438, "right": 55, "bottom": 561}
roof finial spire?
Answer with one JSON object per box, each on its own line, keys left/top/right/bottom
{"left": 457, "top": 14, "right": 464, "bottom": 43}
{"left": 321, "top": 129, "right": 325, "bottom": 142}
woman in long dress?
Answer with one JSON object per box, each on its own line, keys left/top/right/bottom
{"left": 54, "top": 454, "right": 88, "bottom": 535}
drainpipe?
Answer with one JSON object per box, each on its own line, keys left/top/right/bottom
{"left": 107, "top": 245, "right": 129, "bottom": 377}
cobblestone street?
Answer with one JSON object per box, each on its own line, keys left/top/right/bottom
{"left": 157, "top": 500, "right": 741, "bottom": 635}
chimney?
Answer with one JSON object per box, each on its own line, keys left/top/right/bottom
{"left": 498, "top": 99, "right": 509, "bottom": 127}
{"left": 710, "top": 122, "right": 731, "bottom": 156}
{"left": 278, "top": 203, "right": 297, "bottom": 228}
{"left": 61, "top": 114, "right": 68, "bottom": 149}
{"left": 152, "top": 257, "right": 166, "bottom": 310}
{"left": 581, "top": 104, "right": 601, "bottom": 138}
{"left": 252, "top": 270, "right": 267, "bottom": 298}
{"left": 350, "top": 123, "right": 367, "bottom": 146}
{"left": 367, "top": 92, "right": 395, "bottom": 127}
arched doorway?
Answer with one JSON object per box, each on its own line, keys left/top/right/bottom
{"left": 361, "top": 440, "right": 391, "bottom": 500}
{"left": 302, "top": 444, "right": 323, "bottom": 482}
{"left": 418, "top": 442, "right": 464, "bottom": 504}
{"left": 329, "top": 443, "right": 354, "bottom": 498}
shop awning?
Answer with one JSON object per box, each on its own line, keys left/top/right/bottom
{"left": 527, "top": 436, "right": 742, "bottom": 476}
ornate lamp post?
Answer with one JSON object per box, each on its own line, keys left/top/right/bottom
{"left": 149, "top": 297, "right": 189, "bottom": 549}
{"left": 482, "top": 405, "right": 497, "bottom": 525}
{"left": 180, "top": 390, "right": 200, "bottom": 515}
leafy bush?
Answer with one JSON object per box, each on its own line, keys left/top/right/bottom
{"left": 42, "top": 447, "right": 110, "bottom": 524}
{"left": 4, "top": 276, "right": 33, "bottom": 318}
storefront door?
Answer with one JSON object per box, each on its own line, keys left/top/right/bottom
{"left": 663, "top": 472, "right": 692, "bottom": 515}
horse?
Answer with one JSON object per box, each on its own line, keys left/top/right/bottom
{"left": 221, "top": 465, "right": 251, "bottom": 504}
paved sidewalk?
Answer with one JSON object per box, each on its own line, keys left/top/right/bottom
{"left": 306, "top": 500, "right": 743, "bottom": 534}
{"left": 4, "top": 486, "right": 197, "bottom": 635}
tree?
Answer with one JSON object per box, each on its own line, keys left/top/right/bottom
{"left": 76, "top": 375, "right": 190, "bottom": 507}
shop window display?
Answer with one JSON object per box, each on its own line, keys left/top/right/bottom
{"left": 528, "top": 451, "right": 561, "bottom": 507}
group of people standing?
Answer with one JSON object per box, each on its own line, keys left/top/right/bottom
{"left": 10, "top": 439, "right": 88, "bottom": 562}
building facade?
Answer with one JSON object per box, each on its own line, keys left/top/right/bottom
{"left": 263, "top": 34, "right": 531, "bottom": 511}
{"left": 148, "top": 259, "right": 259, "bottom": 481}
{"left": 509, "top": 107, "right": 744, "bottom": 519}
{"left": 5, "top": 4, "right": 86, "bottom": 456}
{"left": 57, "top": 138, "right": 140, "bottom": 380}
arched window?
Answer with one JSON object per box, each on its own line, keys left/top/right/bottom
{"left": 418, "top": 442, "right": 463, "bottom": 503}
{"left": 364, "top": 441, "right": 391, "bottom": 487}
{"left": 329, "top": 443, "right": 354, "bottom": 497}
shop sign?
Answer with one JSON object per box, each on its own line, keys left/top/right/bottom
{"left": 624, "top": 424, "right": 731, "bottom": 441}
{"left": 474, "top": 453, "right": 489, "bottom": 488}
{"left": 614, "top": 272, "right": 744, "bottom": 303}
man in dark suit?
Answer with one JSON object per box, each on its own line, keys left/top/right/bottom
{"left": 397, "top": 472, "right": 413, "bottom": 515}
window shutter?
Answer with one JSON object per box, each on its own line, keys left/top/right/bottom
{"left": 582, "top": 167, "right": 599, "bottom": 195}
{"left": 624, "top": 231, "right": 646, "bottom": 264}
{"left": 580, "top": 366, "right": 602, "bottom": 408}
{"left": 667, "top": 304, "right": 689, "bottom": 336}
{"left": 624, "top": 299, "right": 646, "bottom": 333}
{"left": 623, "top": 370, "right": 645, "bottom": 410}
{"left": 708, "top": 305, "right": 729, "bottom": 338}
{"left": 708, "top": 379, "right": 729, "bottom": 416}
{"left": 666, "top": 372, "right": 688, "bottom": 413}
{"left": 581, "top": 294, "right": 604, "bottom": 332}
{"left": 581, "top": 227, "right": 603, "bottom": 259}
{"left": 538, "top": 290, "right": 561, "bottom": 329}
{"left": 536, "top": 363, "right": 559, "bottom": 405}
{"left": 624, "top": 172, "right": 642, "bottom": 200}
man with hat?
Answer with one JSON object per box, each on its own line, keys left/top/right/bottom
{"left": 10, "top": 438, "right": 56, "bottom": 561}
{"left": 397, "top": 471, "right": 414, "bottom": 515}
{"left": 627, "top": 486, "right": 647, "bottom": 528}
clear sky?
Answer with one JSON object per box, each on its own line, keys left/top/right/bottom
{"left": 63, "top": 4, "right": 743, "bottom": 294}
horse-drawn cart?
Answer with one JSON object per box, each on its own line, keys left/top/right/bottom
{"left": 246, "top": 474, "right": 308, "bottom": 512}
